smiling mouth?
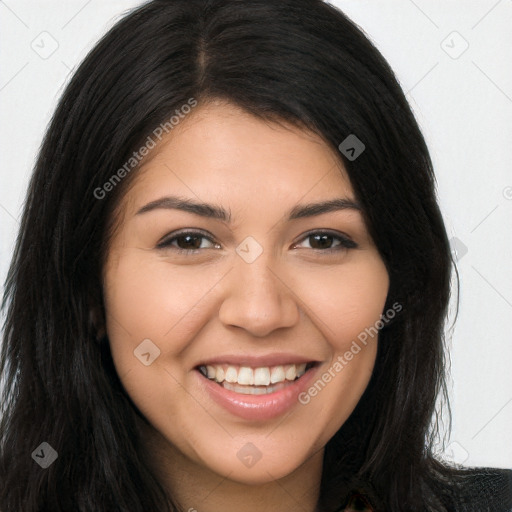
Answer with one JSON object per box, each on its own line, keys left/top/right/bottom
{"left": 196, "top": 362, "right": 317, "bottom": 395}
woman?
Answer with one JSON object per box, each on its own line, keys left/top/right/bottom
{"left": 0, "top": 0, "right": 510, "bottom": 511}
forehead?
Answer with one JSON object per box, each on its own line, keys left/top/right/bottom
{"left": 121, "top": 101, "right": 355, "bottom": 216}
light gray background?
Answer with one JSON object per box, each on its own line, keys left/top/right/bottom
{"left": 1, "top": 1, "right": 511, "bottom": 469}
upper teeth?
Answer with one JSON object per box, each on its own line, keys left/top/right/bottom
{"left": 200, "top": 363, "right": 308, "bottom": 386}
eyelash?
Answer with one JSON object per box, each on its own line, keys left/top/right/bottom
{"left": 156, "top": 229, "right": 358, "bottom": 254}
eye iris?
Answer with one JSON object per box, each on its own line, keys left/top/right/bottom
{"left": 310, "top": 234, "right": 334, "bottom": 249}
{"left": 177, "top": 234, "right": 202, "bottom": 250}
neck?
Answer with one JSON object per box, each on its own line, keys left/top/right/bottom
{"left": 139, "top": 422, "right": 323, "bottom": 512}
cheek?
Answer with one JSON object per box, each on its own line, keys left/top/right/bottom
{"left": 102, "top": 251, "right": 220, "bottom": 427}
{"left": 103, "top": 250, "right": 224, "bottom": 353}
{"left": 292, "top": 259, "right": 388, "bottom": 444}
{"left": 303, "top": 254, "right": 389, "bottom": 350}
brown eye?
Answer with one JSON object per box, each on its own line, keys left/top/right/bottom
{"left": 157, "top": 231, "right": 220, "bottom": 252}
{"left": 294, "top": 231, "right": 357, "bottom": 252}
{"left": 309, "top": 233, "right": 336, "bottom": 250}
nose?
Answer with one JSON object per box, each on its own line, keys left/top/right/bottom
{"left": 218, "top": 251, "right": 301, "bottom": 337}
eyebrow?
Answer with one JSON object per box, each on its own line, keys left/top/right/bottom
{"left": 135, "top": 195, "right": 361, "bottom": 222}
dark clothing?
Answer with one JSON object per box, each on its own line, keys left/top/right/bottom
{"left": 431, "top": 467, "right": 512, "bottom": 512}
{"left": 338, "top": 467, "right": 512, "bottom": 512}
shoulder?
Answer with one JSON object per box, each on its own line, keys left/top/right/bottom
{"left": 431, "top": 466, "right": 512, "bottom": 511}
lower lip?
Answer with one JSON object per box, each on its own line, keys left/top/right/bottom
{"left": 195, "top": 365, "right": 319, "bottom": 421}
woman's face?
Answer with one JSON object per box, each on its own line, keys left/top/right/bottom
{"left": 103, "top": 101, "right": 389, "bottom": 485}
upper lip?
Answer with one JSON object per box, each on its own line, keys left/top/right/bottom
{"left": 196, "top": 353, "right": 320, "bottom": 368}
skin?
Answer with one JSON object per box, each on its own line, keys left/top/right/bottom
{"left": 102, "top": 100, "right": 389, "bottom": 512}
